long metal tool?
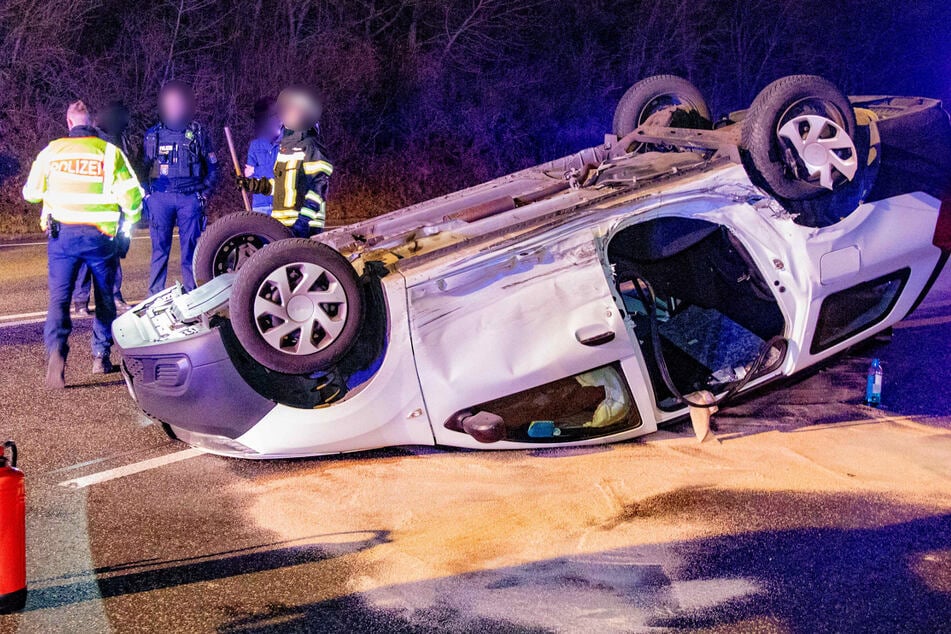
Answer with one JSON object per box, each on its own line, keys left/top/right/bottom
{"left": 224, "top": 126, "right": 252, "bottom": 212}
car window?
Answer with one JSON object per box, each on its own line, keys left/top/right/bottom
{"left": 463, "top": 363, "right": 642, "bottom": 443}
{"left": 811, "top": 269, "right": 910, "bottom": 353}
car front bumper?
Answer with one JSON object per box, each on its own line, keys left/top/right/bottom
{"left": 114, "top": 273, "right": 437, "bottom": 459}
{"left": 118, "top": 320, "right": 276, "bottom": 443}
{"left": 114, "top": 280, "right": 277, "bottom": 453}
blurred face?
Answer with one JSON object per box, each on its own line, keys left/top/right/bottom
{"left": 97, "top": 106, "right": 130, "bottom": 136}
{"left": 264, "top": 111, "right": 282, "bottom": 139}
{"left": 279, "top": 89, "right": 321, "bottom": 132}
{"left": 160, "top": 89, "right": 193, "bottom": 128}
{"left": 280, "top": 102, "right": 310, "bottom": 132}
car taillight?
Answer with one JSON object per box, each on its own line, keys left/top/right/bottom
{"left": 935, "top": 198, "right": 951, "bottom": 252}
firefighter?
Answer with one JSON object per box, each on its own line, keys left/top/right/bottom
{"left": 22, "top": 100, "right": 143, "bottom": 389}
{"left": 143, "top": 80, "right": 219, "bottom": 295}
{"left": 236, "top": 86, "right": 332, "bottom": 237}
{"left": 73, "top": 101, "right": 134, "bottom": 313}
{"left": 244, "top": 97, "right": 281, "bottom": 214}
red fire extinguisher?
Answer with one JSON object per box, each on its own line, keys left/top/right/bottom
{"left": 0, "top": 440, "right": 26, "bottom": 613}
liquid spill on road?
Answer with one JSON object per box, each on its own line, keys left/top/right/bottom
{"left": 234, "top": 414, "right": 951, "bottom": 631}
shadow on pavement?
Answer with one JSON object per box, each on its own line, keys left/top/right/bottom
{"left": 880, "top": 318, "right": 951, "bottom": 417}
{"left": 216, "top": 492, "right": 951, "bottom": 633}
{"left": 702, "top": 317, "right": 951, "bottom": 442}
{"left": 24, "top": 531, "right": 389, "bottom": 612}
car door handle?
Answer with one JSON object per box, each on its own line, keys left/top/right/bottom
{"left": 575, "top": 325, "right": 616, "bottom": 346}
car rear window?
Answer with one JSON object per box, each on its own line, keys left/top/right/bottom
{"left": 811, "top": 269, "right": 909, "bottom": 354}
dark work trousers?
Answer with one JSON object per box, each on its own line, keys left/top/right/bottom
{"left": 147, "top": 191, "right": 204, "bottom": 295}
{"left": 45, "top": 225, "right": 118, "bottom": 358}
{"left": 74, "top": 257, "right": 124, "bottom": 305}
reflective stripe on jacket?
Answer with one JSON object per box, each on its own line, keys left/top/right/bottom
{"left": 23, "top": 132, "right": 144, "bottom": 236}
{"left": 270, "top": 128, "right": 332, "bottom": 229}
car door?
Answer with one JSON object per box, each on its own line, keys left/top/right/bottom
{"left": 783, "top": 192, "right": 946, "bottom": 370}
{"left": 404, "top": 226, "right": 659, "bottom": 448}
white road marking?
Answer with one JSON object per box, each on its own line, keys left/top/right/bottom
{"left": 58, "top": 448, "right": 203, "bottom": 489}
{"left": 42, "top": 442, "right": 178, "bottom": 477}
{"left": 0, "top": 309, "right": 48, "bottom": 321}
{"left": 0, "top": 234, "right": 156, "bottom": 249}
{"left": 0, "top": 302, "right": 143, "bottom": 328}
{"left": 0, "top": 317, "right": 45, "bottom": 327}
{"left": 0, "top": 223, "right": 343, "bottom": 250}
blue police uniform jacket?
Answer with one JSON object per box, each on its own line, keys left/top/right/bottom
{"left": 246, "top": 136, "right": 280, "bottom": 210}
{"left": 143, "top": 121, "right": 219, "bottom": 195}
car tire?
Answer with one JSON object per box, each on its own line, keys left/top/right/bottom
{"left": 613, "top": 75, "right": 711, "bottom": 142}
{"left": 230, "top": 238, "right": 364, "bottom": 375}
{"left": 741, "top": 75, "right": 877, "bottom": 227}
{"left": 193, "top": 212, "right": 293, "bottom": 285}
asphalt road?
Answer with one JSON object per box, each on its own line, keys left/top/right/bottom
{"left": 0, "top": 234, "right": 180, "bottom": 323}
{"left": 0, "top": 238, "right": 950, "bottom": 633}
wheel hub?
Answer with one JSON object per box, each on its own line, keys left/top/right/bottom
{"left": 777, "top": 114, "right": 858, "bottom": 190}
{"left": 286, "top": 295, "right": 316, "bottom": 322}
{"left": 252, "top": 261, "right": 348, "bottom": 356}
{"left": 215, "top": 235, "right": 265, "bottom": 275}
{"left": 803, "top": 142, "right": 830, "bottom": 166}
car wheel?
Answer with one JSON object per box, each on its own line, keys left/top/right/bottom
{"left": 193, "top": 212, "right": 293, "bottom": 285}
{"left": 230, "top": 238, "right": 364, "bottom": 375}
{"left": 741, "top": 75, "right": 877, "bottom": 227}
{"left": 613, "top": 75, "right": 711, "bottom": 148}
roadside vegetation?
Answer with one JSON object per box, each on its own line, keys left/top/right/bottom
{"left": 0, "top": 0, "right": 947, "bottom": 236}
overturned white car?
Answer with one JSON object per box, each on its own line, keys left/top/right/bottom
{"left": 114, "top": 75, "right": 951, "bottom": 458}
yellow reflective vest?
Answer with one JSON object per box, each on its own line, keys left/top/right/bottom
{"left": 22, "top": 131, "right": 144, "bottom": 237}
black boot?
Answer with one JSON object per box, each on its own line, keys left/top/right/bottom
{"left": 92, "top": 354, "right": 115, "bottom": 375}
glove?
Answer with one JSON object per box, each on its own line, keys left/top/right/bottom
{"left": 236, "top": 175, "right": 271, "bottom": 195}
{"left": 116, "top": 220, "right": 133, "bottom": 258}
{"left": 291, "top": 214, "right": 312, "bottom": 238}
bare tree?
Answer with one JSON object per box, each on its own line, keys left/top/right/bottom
{"left": 0, "top": 0, "right": 947, "bottom": 234}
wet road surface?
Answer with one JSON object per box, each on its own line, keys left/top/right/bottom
{"left": 0, "top": 238, "right": 949, "bottom": 633}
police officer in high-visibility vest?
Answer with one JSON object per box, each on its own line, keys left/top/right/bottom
{"left": 73, "top": 101, "right": 134, "bottom": 314}
{"left": 237, "top": 86, "right": 332, "bottom": 237}
{"left": 143, "top": 81, "right": 219, "bottom": 295}
{"left": 22, "top": 101, "right": 143, "bottom": 389}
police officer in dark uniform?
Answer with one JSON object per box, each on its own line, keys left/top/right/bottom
{"left": 143, "top": 81, "right": 219, "bottom": 295}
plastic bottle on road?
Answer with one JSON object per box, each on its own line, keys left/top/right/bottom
{"left": 865, "top": 358, "right": 883, "bottom": 407}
